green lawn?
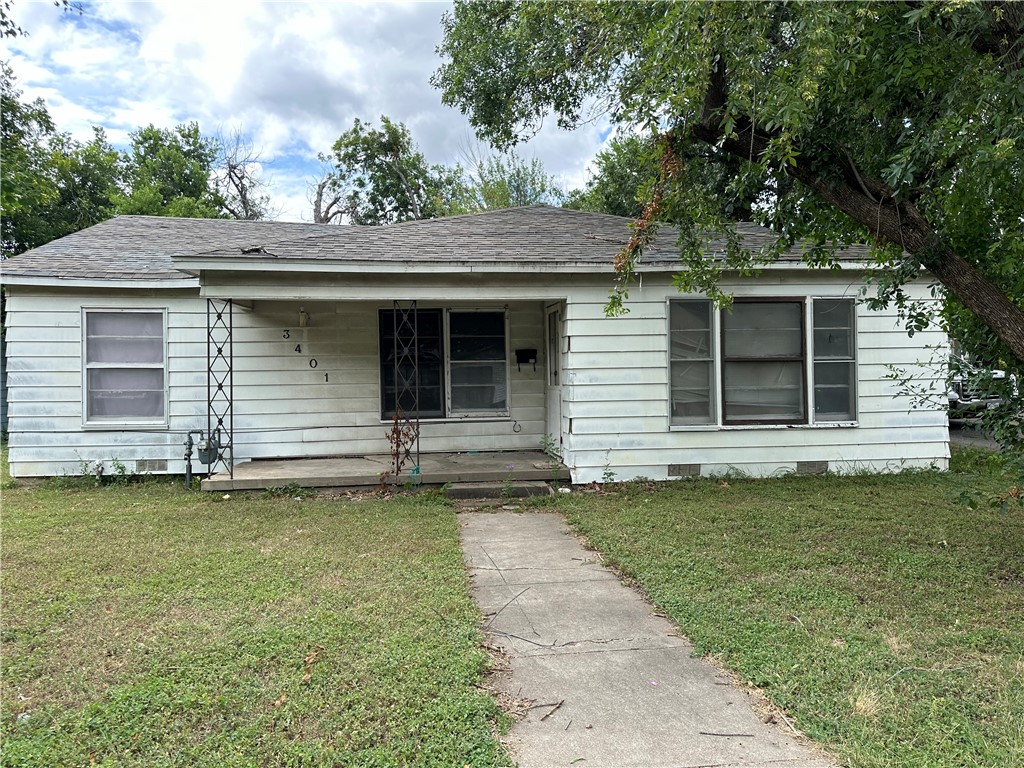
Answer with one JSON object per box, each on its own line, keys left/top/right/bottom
{"left": 4, "top": 448, "right": 1023, "bottom": 768}
{"left": 530, "top": 455, "right": 1024, "bottom": 768}
{"left": 0, "top": 473, "right": 508, "bottom": 767}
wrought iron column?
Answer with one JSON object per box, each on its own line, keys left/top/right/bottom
{"left": 392, "top": 300, "right": 421, "bottom": 479}
{"left": 207, "top": 298, "right": 234, "bottom": 478}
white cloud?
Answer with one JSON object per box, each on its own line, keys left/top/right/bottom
{"left": 2, "top": 0, "right": 604, "bottom": 222}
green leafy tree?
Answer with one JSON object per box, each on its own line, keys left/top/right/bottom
{"left": 117, "top": 122, "right": 224, "bottom": 218}
{"left": 564, "top": 134, "right": 653, "bottom": 219}
{"left": 1, "top": 65, "right": 120, "bottom": 258}
{"left": 464, "top": 148, "right": 564, "bottom": 209}
{"left": 434, "top": 0, "right": 1024, "bottom": 362}
{"left": 325, "top": 116, "right": 473, "bottom": 225}
{"left": 1, "top": 62, "right": 57, "bottom": 257}
{"left": 566, "top": 132, "right": 766, "bottom": 221}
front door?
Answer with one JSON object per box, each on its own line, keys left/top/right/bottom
{"left": 544, "top": 304, "right": 565, "bottom": 458}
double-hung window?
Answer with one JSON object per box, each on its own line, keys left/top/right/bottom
{"left": 669, "top": 298, "right": 856, "bottom": 427}
{"left": 379, "top": 308, "right": 509, "bottom": 419}
{"left": 84, "top": 309, "right": 167, "bottom": 424}
{"left": 812, "top": 299, "right": 857, "bottom": 421}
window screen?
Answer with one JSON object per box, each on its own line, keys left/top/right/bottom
{"left": 722, "top": 301, "right": 806, "bottom": 424}
{"left": 813, "top": 299, "right": 856, "bottom": 421}
{"left": 669, "top": 301, "right": 715, "bottom": 425}
{"left": 85, "top": 311, "right": 165, "bottom": 421}
{"left": 449, "top": 311, "right": 507, "bottom": 413}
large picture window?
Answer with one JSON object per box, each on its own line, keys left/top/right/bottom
{"left": 669, "top": 298, "right": 857, "bottom": 427}
{"left": 84, "top": 310, "right": 166, "bottom": 423}
{"left": 379, "top": 308, "right": 508, "bottom": 419}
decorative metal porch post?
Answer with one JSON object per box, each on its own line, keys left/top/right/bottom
{"left": 392, "top": 300, "right": 421, "bottom": 480}
{"left": 207, "top": 298, "right": 234, "bottom": 478}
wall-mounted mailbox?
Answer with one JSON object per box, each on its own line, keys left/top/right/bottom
{"left": 515, "top": 348, "right": 538, "bottom": 372}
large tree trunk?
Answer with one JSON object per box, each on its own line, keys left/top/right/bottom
{"left": 693, "top": 68, "right": 1024, "bottom": 363}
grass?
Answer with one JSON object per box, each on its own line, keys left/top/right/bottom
{"left": 528, "top": 454, "right": 1024, "bottom": 768}
{"left": 0, "top": 462, "right": 508, "bottom": 766}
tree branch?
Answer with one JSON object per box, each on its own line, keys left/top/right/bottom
{"left": 689, "top": 59, "right": 1024, "bottom": 362}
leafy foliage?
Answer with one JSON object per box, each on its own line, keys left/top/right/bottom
{"left": 1, "top": 65, "right": 275, "bottom": 258}
{"left": 566, "top": 131, "right": 764, "bottom": 221}
{"left": 434, "top": 0, "right": 1024, "bottom": 368}
{"left": 435, "top": 0, "right": 1024, "bottom": 473}
{"left": 325, "top": 116, "right": 474, "bottom": 225}
{"left": 464, "top": 148, "right": 564, "bottom": 209}
{"left": 116, "top": 123, "right": 223, "bottom": 218}
{"left": 1, "top": 64, "right": 120, "bottom": 258}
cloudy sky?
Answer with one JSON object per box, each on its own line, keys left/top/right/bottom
{"left": 1, "top": 0, "right": 611, "bottom": 221}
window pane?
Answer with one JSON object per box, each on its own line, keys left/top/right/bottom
{"left": 814, "top": 361, "right": 855, "bottom": 420}
{"left": 723, "top": 361, "right": 804, "bottom": 421}
{"left": 87, "top": 312, "right": 162, "bottom": 338}
{"left": 87, "top": 337, "right": 164, "bottom": 364}
{"left": 813, "top": 328, "right": 853, "bottom": 359}
{"left": 450, "top": 312, "right": 504, "bottom": 336}
{"left": 671, "top": 361, "right": 713, "bottom": 423}
{"left": 450, "top": 312, "right": 506, "bottom": 361}
{"left": 723, "top": 303, "right": 802, "bottom": 358}
{"left": 813, "top": 300, "right": 854, "bottom": 329}
{"left": 670, "top": 302, "right": 712, "bottom": 360}
{"left": 87, "top": 369, "right": 164, "bottom": 419}
{"left": 670, "top": 302, "right": 710, "bottom": 331}
{"left": 451, "top": 362, "right": 507, "bottom": 412}
{"left": 450, "top": 335, "right": 505, "bottom": 360}
{"left": 86, "top": 312, "right": 163, "bottom": 364}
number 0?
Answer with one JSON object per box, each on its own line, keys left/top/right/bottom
{"left": 309, "top": 359, "right": 318, "bottom": 369}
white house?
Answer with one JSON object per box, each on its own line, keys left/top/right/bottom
{"left": 0, "top": 206, "right": 948, "bottom": 484}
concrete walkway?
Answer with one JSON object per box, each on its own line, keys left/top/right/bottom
{"left": 460, "top": 510, "right": 834, "bottom": 768}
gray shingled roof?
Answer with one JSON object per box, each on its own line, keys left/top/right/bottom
{"left": 0, "top": 205, "right": 873, "bottom": 285}
{"left": 0, "top": 217, "right": 325, "bottom": 282}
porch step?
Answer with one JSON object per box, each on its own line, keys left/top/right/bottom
{"left": 445, "top": 480, "right": 553, "bottom": 500}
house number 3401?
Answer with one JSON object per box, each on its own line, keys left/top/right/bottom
{"left": 283, "top": 329, "right": 324, "bottom": 380}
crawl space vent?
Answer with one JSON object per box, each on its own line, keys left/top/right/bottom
{"left": 668, "top": 463, "right": 701, "bottom": 478}
{"left": 796, "top": 460, "right": 828, "bottom": 475}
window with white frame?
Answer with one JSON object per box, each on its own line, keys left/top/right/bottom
{"left": 723, "top": 300, "right": 806, "bottom": 424}
{"left": 84, "top": 310, "right": 166, "bottom": 423}
{"left": 668, "top": 298, "right": 857, "bottom": 427}
{"left": 379, "top": 308, "right": 509, "bottom": 419}
{"left": 812, "top": 299, "right": 857, "bottom": 421}
{"left": 669, "top": 301, "right": 716, "bottom": 424}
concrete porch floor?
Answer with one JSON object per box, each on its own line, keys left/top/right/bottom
{"left": 201, "top": 450, "right": 570, "bottom": 492}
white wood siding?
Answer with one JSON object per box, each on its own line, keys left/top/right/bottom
{"left": 5, "top": 290, "right": 547, "bottom": 477}
{"left": 5, "top": 270, "right": 949, "bottom": 482}
{"left": 559, "top": 276, "right": 949, "bottom": 482}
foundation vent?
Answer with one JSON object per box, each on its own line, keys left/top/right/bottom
{"left": 136, "top": 459, "right": 168, "bottom": 473}
{"left": 796, "top": 460, "right": 828, "bottom": 475}
{"left": 669, "top": 463, "right": 701, "bottom": 478}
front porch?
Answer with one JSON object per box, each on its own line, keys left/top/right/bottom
{"left": 201, "top": 450, "right": 570, "bottom": 492}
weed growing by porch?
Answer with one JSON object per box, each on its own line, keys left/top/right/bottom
{"left": 533, "top": 457, "right": 1024, "bottom": 767}
{"left": 0, "top": 473, "right": 508, "bottom": 767}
